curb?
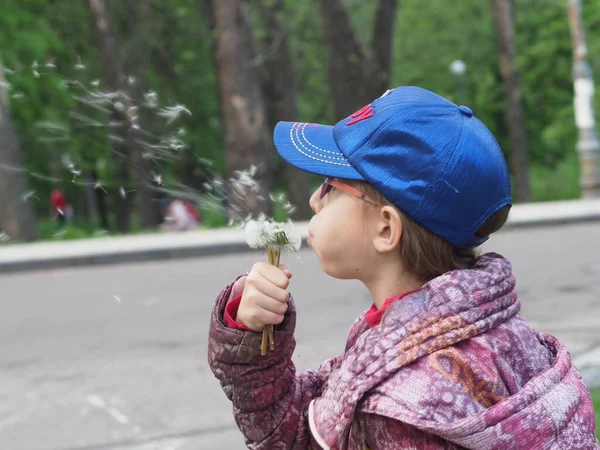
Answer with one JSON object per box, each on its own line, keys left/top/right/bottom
{"left": 1, "top": 199, "right": 600, "bottom": 274}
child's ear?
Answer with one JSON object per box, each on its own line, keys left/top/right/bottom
{"left": 373, "top": 206, "right": 402, "bottom": 253}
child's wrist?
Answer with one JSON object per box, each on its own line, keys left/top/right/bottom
{"left": 224, "top": 295, "right": 254, "bottom": 331}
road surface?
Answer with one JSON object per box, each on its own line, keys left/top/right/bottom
{"left": 1, "top": 222, "right": 599, "bottom": 449}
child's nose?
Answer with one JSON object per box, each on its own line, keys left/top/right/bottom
{"left": 309, "top": 187, "right": 322, "bottom": 213}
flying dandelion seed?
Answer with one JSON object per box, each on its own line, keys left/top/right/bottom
{"left": 0, "top": 81, "right": 12, "bottom": 90}
{"left": 12, "top": 92, "right": 24, "bottom": 99}
{"left": 198, "top": 157, "right": 213, "bottom": 167}
{"left": 119, "top": 187, "right": 126, "bottom": 198}
{"left": 144, "top": 90, "right": 158, "bottom": 109}
{"left": 158, "top": 105, "right": 191, "bottom": 124}
{"left": 75, "top": 56, "right": 85, "bottom": 70}
{"left": 142, "top": 297, "right": 160, "bottom": 307}
{"left": 22, "top": 191, "right": 39, "bottom": 202}
{"left": 0, "top": 232, "right": 9, "bottom": 242}
{"left": 94, "top": 182, "right": 107, "bottom": 194}
{"left": 152, "top": 173, "right": 163, "bottom": 186}
{"left": 68, "top": 164, "right": 82, "bottom": 182}
{"left": 91, "top": 79, "right": 100, "bottom": 87}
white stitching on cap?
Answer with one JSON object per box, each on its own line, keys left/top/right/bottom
{"left": 289, "top": 123, "right": 352, "bottom": 167}
{"left": 293, "top": 123, "right": 348, "bottom": 161}
{"left": 299, "top": 123, "right": 344, "bottom": 156}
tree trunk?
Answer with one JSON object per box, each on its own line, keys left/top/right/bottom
{"left": 318, "top": 0, "right": 366, "bottom": 119}
{"left": 0, "top": 52, "right": 38, "bottom": 241}
{"left": 87, "top": 0, "right": 156, "bottom": 231}
{"left": 92, "top": 170, "right": 110, "bottom": 230}
{"left": 256, "top": 0, "right": 312, "bottom": 220}
{"left": 212, "top": 0, "right": 273, "bottom": 220}
{"left": 319, "top": 0, "right": 399, "bottom": 118}
{"left": 491, "top": 0, "right": 531, "bottom": 202}
{"left": 365, "top": 0, "right": 399, "bottom": 102}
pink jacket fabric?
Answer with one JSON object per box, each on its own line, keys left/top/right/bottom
{"left": 207, "top": 253, "right": 599, "bottom": 449}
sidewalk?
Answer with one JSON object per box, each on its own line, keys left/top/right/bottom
{"left": 1, "top": 198, "right": 600, "bottom": 274}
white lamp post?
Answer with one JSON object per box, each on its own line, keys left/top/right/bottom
{"left": 568, "top": 0, "right": 600, "bottom": 198}
{"left": 450, "top": 59, "right": 467, "bottom": 105}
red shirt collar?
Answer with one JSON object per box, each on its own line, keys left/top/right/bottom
{"left": 364, "top": 290, "right": 420, "bottom": 328}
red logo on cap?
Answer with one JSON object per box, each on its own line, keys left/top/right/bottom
{"left": 347, "top": 105, "right": 374, "bottom": 126}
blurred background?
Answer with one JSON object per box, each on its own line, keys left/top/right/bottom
{"left": 1, "top": 1, "right": 600, "bottom": 449}
{"left": 1, "top": 0, "right": 599, "bottom": 243}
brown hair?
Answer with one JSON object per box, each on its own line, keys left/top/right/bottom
{"left": 348, "top": 180, "right": 510, "bottom": 282}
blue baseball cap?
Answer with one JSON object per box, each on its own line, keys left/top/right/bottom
{"left": 273, "top": 86, "right": 511, "bottom": 248}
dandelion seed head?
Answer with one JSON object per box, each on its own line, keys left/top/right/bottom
{"left": 244, "top": 219, "right": 301, "bottom": 252}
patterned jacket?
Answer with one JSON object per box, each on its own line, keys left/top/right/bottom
{"left": 208, "top": 253, "right": 599, "bottom": 449}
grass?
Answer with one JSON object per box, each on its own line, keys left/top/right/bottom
{"left": 592, "top": 387, "right": 600, "bottom": 437}
{"left": 529, "top": 151, "right": 580, "bottom": 202}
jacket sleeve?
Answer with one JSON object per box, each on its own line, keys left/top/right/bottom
{"left": 207, "top": 276, "right": 341, "bottom": 449}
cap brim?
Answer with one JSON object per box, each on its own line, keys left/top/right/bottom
{"left": 273, "top": 122, "right": 364, "bottom": 180}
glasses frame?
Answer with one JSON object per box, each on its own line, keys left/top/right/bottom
{"left": 319, "top": 177, "right": 381, "bottom": 206}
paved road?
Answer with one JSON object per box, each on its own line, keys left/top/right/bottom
{"left": 1, "top": 223, "right": 599, "bottom": 450}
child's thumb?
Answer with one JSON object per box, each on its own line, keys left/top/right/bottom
{"left": 279, "top": 264, "right": 293, "bottom": 279}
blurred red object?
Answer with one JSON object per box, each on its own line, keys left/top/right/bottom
{"left": 50, "top": 190, "right": 68, "bottom": 214}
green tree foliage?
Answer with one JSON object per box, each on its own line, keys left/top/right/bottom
{"left": 1, "top": 0, "right": 599, "bottom": 230}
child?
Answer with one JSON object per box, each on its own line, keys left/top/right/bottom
{"left": 50, "top": 189, "right": 73, "bottom": 227}
{"left": 207, "top": 87, "right": 599, "bottom": 449}
{"left": 159, "top": 198, "right": 201, "bottom": 231}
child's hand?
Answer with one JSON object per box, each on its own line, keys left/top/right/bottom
{"left": 237, "top": 262, "right": 293, "bottom": 332}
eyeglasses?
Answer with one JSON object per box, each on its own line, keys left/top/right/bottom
{"left": 319, "top": 177, "right": 381, "bottom": 205}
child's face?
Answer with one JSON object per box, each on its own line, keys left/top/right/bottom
{"left": 307, "top": 180, "right": 377, "bottom": 280}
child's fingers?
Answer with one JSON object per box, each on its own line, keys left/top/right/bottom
{"left": 257, "top": 296, "right": 289, "bottom": 316}
{"left": 251, "top": 277, "right": 289, "bottom": 303}
{"left": 255, "top": 263, "right": 290, "bottom": 288}
{"left": 279, "top": 265, "right": 293, "bottom": 278}
{"left": 258, "top": 310, "right": 286, "bottom": 327}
